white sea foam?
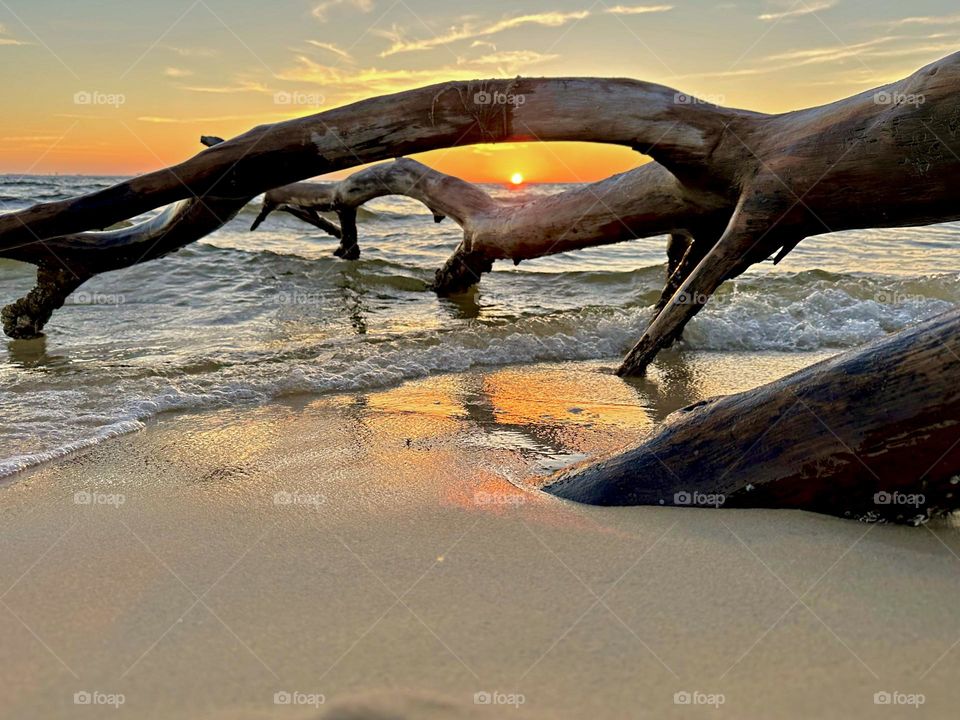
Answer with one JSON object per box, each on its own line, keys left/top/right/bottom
{"left": 2, "top": 275, "right": 953, "bottom": 480}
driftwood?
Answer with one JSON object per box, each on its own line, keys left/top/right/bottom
{"left": 249, "top": 157, "right": 726, "bottom": 295}
{"left": 1, "top": 53, "right": 959, "bottom": 377}
{"left": 1, "top": 137, "right": 248, "bottom": 338}
{"left": 545, "top": 308, "right": 960, "bottom": 524}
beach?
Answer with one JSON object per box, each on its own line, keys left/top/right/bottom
{"left": 3, "top": 356, "right": 959, "bottom": 718}
{"left": 2, "top": 3, "right": 960, "bottom": 717}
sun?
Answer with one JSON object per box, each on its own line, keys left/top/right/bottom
{"left": 510, "top": 172, "right": 524, "bottom": 185}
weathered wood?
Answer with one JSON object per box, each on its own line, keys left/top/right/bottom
{"left": 616, "top": 55, "right": 960, "bottom": 375}
{"left": 1, "top": 137, "right": 249, "bottom": 338}
{"left": 0, "top": 77, "right": 737, "bottom": 252}
{"left": 544, "top": 308, "right": 960, "bottom": 524}
{"left": 0, "top": 56, "right": 958, "bottom": 375}
{"left": 251, "top": 157, "right": 727, "bottom": 294}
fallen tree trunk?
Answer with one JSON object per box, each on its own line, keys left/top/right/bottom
{"left": 544, "top": 308, "right": 960, "bottom": 524}
{"left": 1, "top": 55, "right": 959, "bottom": 375}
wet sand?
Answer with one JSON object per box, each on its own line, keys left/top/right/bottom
{"left": 1, "top": 355, "right": 959, "bottom": 718}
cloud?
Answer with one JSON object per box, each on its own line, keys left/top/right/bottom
{"left": 0, "top": 23, "right": 28, "bottom": 46}
{"left": 669, "top": 34, "right": 956, "bottom": 82}
{"left": 764, "top": 37, "right": 895, "bottom": 65}
{"left": 758, "top": 1, "right": 836, "bottom": 22}
{"left": 312, "top": 0, "right": 373, "bottom": 22}
{"left": 306, "top": 40, "right": 353, "bottom": 60}
{"left": 604, "top": 5, "right": 674, "bottom": 15}
{"left": 137, "top": 113, "right": 292, "bottom": 124}
{"left": 165, "top": 45, "right": 218, "bottom": 58}
{"left": 885, "top": 13, "right": 960, "bottom": 27}
{"left": 276, "top": 53, "right": 563, "bottom": 103}
{"left": 164, "top": 67, "right": 193, "bottom": 78}
{"left": 380, "top": 10, "right": 590, "bottom": 57}
{"left": 0, "top": 135, "right": 62, "bottom": 143}
{"left": 277, "top": 56, "right": 471, "bottom": 98}
{"left": 179, "top": 80, "right": 272, "bottom": 94}
{"left": 461, "top": 50, "right": 559, "bottom": 66}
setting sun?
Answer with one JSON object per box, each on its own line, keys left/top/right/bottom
{"left": 510, "top": 172, "right": 524, "bottom": 185}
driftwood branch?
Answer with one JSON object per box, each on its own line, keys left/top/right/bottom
{"left": 1, "top": 137, "right": 248, "bottom": 338}
{"left": 0, "top": 56, "right": 958, "bottom": 373}
{"left": 250, "top": 157, "right": 728, "bottom": 294}
{"left": 545, "top": 308, "right": 960, "bottom": 524}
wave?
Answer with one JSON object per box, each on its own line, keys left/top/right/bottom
{"left": 1, "top": 260, "right": 957, "bottom": 480}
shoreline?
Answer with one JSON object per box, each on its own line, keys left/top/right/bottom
{"left": 2, "top": 357, "right": 958, "bottom": 718}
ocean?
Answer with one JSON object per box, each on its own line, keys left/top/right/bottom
{"left": 1, "top": 174, "right": 958, "bottom": 478}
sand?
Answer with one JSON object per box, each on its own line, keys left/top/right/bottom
{"left": 1, "top": 355, "right": 959, "bottom": 719}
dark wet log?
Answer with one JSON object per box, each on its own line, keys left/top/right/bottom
{"left": 1, "top": 267, "right": 89, "bottom": 339}
{"left": 545, "top": 308, "right": 960, "bottom": 524}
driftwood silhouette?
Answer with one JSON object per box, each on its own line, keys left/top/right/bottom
{"left": 1, "top": 53, "right": 958, "bottom": 375}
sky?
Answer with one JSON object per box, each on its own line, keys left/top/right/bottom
{"left": 0, "top": 0, "right": 956, "bottom": 182}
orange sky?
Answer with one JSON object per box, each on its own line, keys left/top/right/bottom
{"left": 0, "top": 1, "right": 955, "bottom": 182}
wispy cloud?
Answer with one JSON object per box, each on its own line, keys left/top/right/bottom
{"left": 165, "top": 45, "right": 218, "bottom": 58}
{"left": 306, "top": 40, "right": 353, "bottom": 60}
{"left": 276, "top": 53, "right": 564, "bottom": 104}
{"left": 764, "top": 37, "right": 895, "bottom": 65}
{"left": 179, "top": 80, "right": 272, "bottom": 94}
{"left": 758, "top": 1, "right": 837, "bottom": 22}
{"left": 137, "top": 113, "right": 291, "bottom": 124}
{"left": 884, "top": 13, "right": 960, "bottom": 27}
{"left": 277, "top": 55, "right": 470, "bottom": 97}
{"left": 0, "top": 135, "right": 62, "bottom": 143}
{"left": 604, "top": 4, "right": 674, "bottom": 15}
{"left": 164, "top": 67, "right": 193, "bottom": 78}
{"left": 312, "top": 0, "right": 373, "bottom": 22}
{"left": 670, "top": 34, "right": 955, "bottom": 82}
{"left": 380, "top": 11, "right": 589, "bottom": 57}
{"left": 0, "top": 23, "right": 28, "bottom": 46}
{"left": 461, "top": 50, "right": 559, "bottom": 66}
